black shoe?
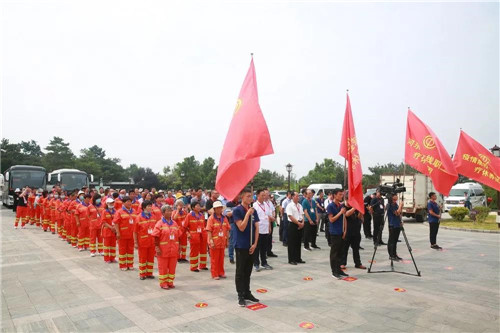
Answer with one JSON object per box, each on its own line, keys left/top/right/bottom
{"left": 289, "top": 261, "right": 297, "bottom": 265}
{"left": 389, "top": 256, "right": 401, "bottom": 261}
{"left": 147, "top": 275, "right": 155, "bottom": 279}
{"left": 283, "top": 243, "right": 288, "bottom": 247}
{"left": 396, "top": 255, "right": 403, "bottom": 260}
{"left": 339, "top": 271, "right": 349, "bottom": 277}
{"left": 359, "top": 246, "right": 364, "bottom": 250}
{"left": 311, "top": 245, "right": 321, "bottom": 250}
{"left": 244, "top": 293, "right": 259, "bottom": 303}
{"left": 230, "top": 259, "right": 235, "bottom": 264}
{"left": 397, "top": 240, "right": 402, "bottom": 242}
{"left": 193, "top": 269, "right": 200, "bottom": 272}
{"left": 267, "top": 253, "right": 278, "bottom": 258}
{"left": 365, "top": 235, "right": 373, "bottom": 239}
{"left": 378, "top": 242, "right": 387, "bottom": 245}
{"left": 297, "top": 260, "right": 306, "bottom": 264}
{"left": 140, "top": 277, "right": 146, "bottom": 280}
{"left": 201, "top": 267, "right": 209, "bottom": 270}
{"left": 238, "top": 298, "right": 246, "bottom": 307}
{"left": 332, "top": 273, "right": 342, "bottom": 280}
{"left": 320, "top": 229, "right": 325, "bottom": 232}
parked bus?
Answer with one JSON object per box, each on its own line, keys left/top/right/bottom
{"left": 47, "top": 169, "right": 94, "bottom": 192}
{"left": 2, "top": 165, "right": 47, "bottom": 207}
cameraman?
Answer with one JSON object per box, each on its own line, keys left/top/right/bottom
{"left": 387, "top": 193, "right": 403, "bottom": 261}
{"left": 370, "top": 191, "right": 386, "bottom": 246}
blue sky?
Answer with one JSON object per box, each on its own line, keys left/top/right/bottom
{"left": 2, "top": 1, "right": 498, "bottom": 178}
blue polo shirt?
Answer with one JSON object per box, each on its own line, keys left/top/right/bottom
{"left": 327, "top": 202, "right": 343, "bottom": 235}
{"left": 302, "top": 199, "right": 317, "bottom": 223}
{"left": 387, "top": 203, "right": 401, "bottom": 227}
{"left": 427, "top": 201, "right": 440, "bottom": 223}
{"left": 233, "top": 205, "right": 260, "bottom": 249}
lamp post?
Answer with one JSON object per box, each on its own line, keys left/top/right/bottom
{"left": 286, "top": 163, "right": 293, "bottom": 191}
{"left": 490, "top": 145, "right": 500, "bottom": 224}
{"left": 180, "top": 171, "right": 185, "bottom": 191}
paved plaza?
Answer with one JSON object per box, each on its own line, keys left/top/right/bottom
{"left": 1, "top": 206, "right": 499, "bottom": 332}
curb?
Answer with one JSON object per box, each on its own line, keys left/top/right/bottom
{"left": 423, "top": 222, "right": 500, "bottom": 234}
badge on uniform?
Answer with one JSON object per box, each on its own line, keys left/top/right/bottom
{"left": 129, "top": 218, "right": 134, "bottom": 224}
{"left": 197, "top": 227, "right": 202, "bottom": 233}
{"left": 218, "top": 231, "right": 223, "bottom": 237}
{"left": 147, "top": 228, "right": 153, "bottom": 235}
{"left": 169, "top": 234, "right": 175, "bottom": 240}
{"left": 310, "top": 208, "right": 314, "bottom": 213}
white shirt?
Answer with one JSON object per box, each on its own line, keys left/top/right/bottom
{"left": 286, "top": 201, "right": 304, "bottom": 222}
{"left": 254, "top": 201, "right": 270, "bottom": 234}
{"left": 265, "top": 200, "right": 275, "bottom": 217}
{"left": 281, "top": 198, "right": 291, "bottom": 209}
{"left": 324, "top": 198, "right": 333, "bottom": 209}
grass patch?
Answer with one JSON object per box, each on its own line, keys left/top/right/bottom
{"left": 440, "top": 215, "right": 499, "bottom": 231}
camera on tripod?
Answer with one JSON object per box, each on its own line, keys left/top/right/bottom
{"left": 377, "top": 178, "right": 406, "bottom": 197}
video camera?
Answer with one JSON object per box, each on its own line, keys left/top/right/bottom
{"left": 377, "top": 178, "right": 406, "bottom": 197}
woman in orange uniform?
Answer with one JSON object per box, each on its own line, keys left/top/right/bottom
{"left": 134, "top": 200, "right": 156, "bottom": 280}
{"left": 89, "top": 194, "right": 104, "bottom": 257}
{"left": 28, "top": 190, "right": 36, "bottom": 225}
{"left": 206, "top": 201, "right": 230, "bottom": 280}
{"left": 101, "top": 198, "right": 117, "bottom": 263}
{"left": 75, "top": 194, "right": 91, "bottom": 251}
{"left": 152, "top": 204, "right": 181, "bottom": 289}
{"left": 183, "top": 202, "right": 206, "bottom": 272}
{"left": 113, "top": 196, "right": 138, "bottom": 271}
{"left": 172, "top": 199, "right": 188, "bottom": 263}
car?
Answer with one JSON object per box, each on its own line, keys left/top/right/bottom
{"left": 444, "top": 182, "right": 486, "bottom": 212}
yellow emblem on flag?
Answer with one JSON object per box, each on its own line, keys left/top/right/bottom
{"left": 423, "top": 135, "right": 436, "bottom": 150}
{"left": 234, "top": 98, "right": 242, "bottom": 115}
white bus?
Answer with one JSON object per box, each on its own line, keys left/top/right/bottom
{"left": 47, "top": 169, "right": 94, "bottom": 192}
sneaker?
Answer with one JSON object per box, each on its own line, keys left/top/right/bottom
{"left": 213, "top": 276, "right": 220, "bottom": 280}
{"left": 230, "top": 259, "right": 235, "bottom": 264}
{"left": 121, "top": 268, "right": 128, "bottom": 271}
{"left": 220, "top": 275, "right": 227, "bottom": 279}
{"left": 289, "top": 261, "right": 297, "bottom": 265}
{"left": 238, "top": 298, "right": 246, "bottom": 307}
{"left": 161, "top": 285, "right": 169, "bottom": 290}
{"left": 303, "top": 247, "right": 312, "bottom": 252}
{"left": 201, "top": 267, "right": 208, "bottom": 271}
{"left": 192, "top": 269, "right": 200, "bottom": 272}
{"left": 244, "top": 293, "right": 259, "bottom": 303}
{"left": 332, "top": 273, "right": 342, "bottom": 280}
{"left": 78, "top": 249, "right": 84, "bottom": 252}
{"left": 267, "top": 253, "right": 278, "bottom": 258}
{"left": 339, "top": 271, "right": 349, "bottom": 277}
{"left": 311, "top": 246, "right": 321, "bottom": 250}
{"left": 263, "top": 264, "right": 273, "bottom": 270}
{"left": 99, "top": 253, "right": 104, "bottom": 256}
{"left": 72, "top": 245, "right": 77, "bottom": 248}
{"left": 128, "top": 267, "right": 134, "bottom": 271}
{"left": 14, "top": 226, "right": 18, "bottom": 229}
{"left": 140, "top": 277, "right": 146, "bottom": 280}
{"left": 254, "top": 266, "right": 261, "bottom": 272}
{"left": 90, "top": 253, "right": 96, "bottom": 257}
{"left": 147, "top": 275, "right": 155, "bottom": 279}
{"left": 297, "top": 260, "right": 306, "bottom": 264}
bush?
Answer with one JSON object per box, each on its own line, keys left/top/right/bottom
{"left": 449, "top": 207, "right": 469, "bottom": 221}
{"left": 473, "top": 206, "right": 491, "bottom": 223}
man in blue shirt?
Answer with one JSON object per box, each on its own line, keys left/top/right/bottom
{"left": 303, "top": 190, "right": 320, "bottom": 251}
{"left": 327, "top": 189, "right": 347, "bottom": 279}
{"left": 427, "top": 192, "right": 442, "bottom": 250}
{"left": 233, "top": 188, "right": 260, "bottom": 307}
{"left": 387, "top": 194, "right": 403, "bottom": 261}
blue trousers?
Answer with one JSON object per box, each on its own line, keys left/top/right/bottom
{"left": 282, "top": 215, "right": 289, "bottom": 244}
{"left": 228, "top": 223, "right": 237, "bottom": 260}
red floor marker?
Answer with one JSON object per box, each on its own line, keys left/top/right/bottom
{"left": 195, "top": 302, "right": 208, "bottom": 308}
{"left": 479, "top": 254, "right": 486, "bottom": 257}
{"left": 401, "top": 260, "right": 412, "bottom": 264}
{"left": 368, "top": 260, "right": 376, "bottom": 263}
{"left": 394, "top": 288, "right": 406, "bottom": 293}
{"left": 303, "top": 277, "right": 313, "bottom": 281}
{"left": 299, "top": 322, "right": 315, "bottom": 329}
{"left": 247, "top": 303, "right": 267, "bottom": 311}
{"left": 445, "top": 266, "right": 454, "bottom": 270}
{"left": 342, "top": 277, "right": 358, "bottom": 282}
{"left": 256, "top": 288, "right": 268, "bottom": 293}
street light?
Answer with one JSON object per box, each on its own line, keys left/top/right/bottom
{"left": 180, "top": 171, "right": 185, "bottom": 191}
{"left": 286, "top": 163, "right": 293, "bottom": 191}
{"left": 490, "top": 145, "right": 500, "bottom": 227}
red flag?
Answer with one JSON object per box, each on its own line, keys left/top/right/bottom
{"left": 405, "top": 110, "right": 458, "bottom": 196}
{"left": 453, "top": 130, "right": 500, "bottom": 191}
{"left": 339, "top": 93, "right": 364, "bottom": 214}
{"left": 215, "top": 59, "right": 274, "bottom": 200}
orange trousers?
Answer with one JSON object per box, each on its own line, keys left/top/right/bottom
{"left": 138, "top": 246, "right": 155, "bottom": 277}
{"left": 35, "top": 207, "right": 41, "bottom": 227}
{"left": 199, "top": 232, "right": 208, "bottom": 269}
{"left": 103, "top": 236, "right": 117, "bottom": 262}
{"left": 70, "top": 220, "right": 78, "bottom": 246}
{"left": 189, "top": 239, "right": 200, "bottom": 271}
{"left": 15, "top": 206, "right": 27, "bottom": 227}
{"left": 118, "top": 238, "right": 134, "bottom": 269}
{"left": 209, "top": 247, "right": 225, "bottom": 278}
{"left": 178, "top": 233, "right": 187, "bottom": 260}
{"left": 89, "top": 229, "right": 103, "bottom": 254}
{"left": 78, "top": 225, "right": 90, "bottom": 249}
{"left": 158, "top": 256, "right": 177, "bottom": 288}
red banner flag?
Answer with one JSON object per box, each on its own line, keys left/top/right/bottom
{"left": 453, "top": 130, "right": 500, "bottom": 191}
{"left": 339, "top": 93, "right": 364, "bottom": 214}
{"left": 405, "top": 110, "right": 458, "bottom": 196}
{"left": 215, "top": 59, "right": 274, "bottom": 201}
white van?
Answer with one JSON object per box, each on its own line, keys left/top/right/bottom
{"left": 444, "top": 182, "right": 486, "bottom": 212}
{"left": 307, "top": 183, "right": 343, "bottom": 196}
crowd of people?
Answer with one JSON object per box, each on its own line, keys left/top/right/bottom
{"left": 11, "top": 183, "right": 442, "bottom": 306}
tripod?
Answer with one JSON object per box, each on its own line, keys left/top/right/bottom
{"left": 367, "top": 207, "right": 421, "bottom": 277}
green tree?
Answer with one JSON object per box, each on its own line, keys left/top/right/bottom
{"left": 200, "top": 157, "right": 217, "bottom": 189}
{"left": 362, "top": 162, "right": 417, "bottom": 188}
{"left": 19, "top": 140, "right": 44, "bottom": 165}
{"left": 175, "top": 156, "right": 202, "bottom": 189}
{"left": 299, "top": 158, "right": 345, "bottom": 188}
{"left": 1, "top": 139, "right": 23, "bottom": 173}
{"left": 42, "top": 137, "right": 75, "bottom": 171}
{"left": 253, "top": 169, "right": 286, "bottom": 189}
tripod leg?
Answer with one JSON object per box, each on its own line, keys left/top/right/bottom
{"left": 368, "top": 215, "right": 385, "bottom": 273}
{"left": 401, "top": 227, "right": 421, "bottom": 276}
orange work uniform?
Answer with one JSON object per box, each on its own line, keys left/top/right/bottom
{"left": 113, "top": 207, "right": 138, "bottom": 269}
{"left": 68, "top": 200, "right": 79, "bottom": 247}
{"left": 49, "top": 198, "right": 57, "bottom": 233}
{"left": 15, "top": 195, "right": 28, "bottom": 228}
{"left": 34, "top": 195, "right": 42, "bottom": 227}
{"left": 152, "top": 218, "right": 181, "bottom": 288}
{"left": 28, "top": 194, "right": 35, "bottom": 225}
{"left": 131, "top": 199, "right": 141, "bottom": 213}
{"left": 134, "top": 212, "right": 156, "bottom": 278}
{"left": 206, "top": 214, "right": 230, "bottom": 278}
{"left": 172, "top": 209, "right": 188, "bottom": 261}
{"left": 114, "top": 198, "right": 123, "bottom": 211}
{"left": 183, "top": 211, "right": 206, "bottom": 271}
{"left": 151, "top": 204, "right": 162, "bottom": 222}
{"left": 75, "top": 202, "right": 90, "bottom": 250}
{"left": 101, "top": 208, "right": 117, "bottom": 263}
{"left": 89, "top": 204, "right": 104, "bottom": 255}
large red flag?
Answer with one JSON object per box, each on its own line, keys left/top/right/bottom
{"left": 405, "top": 110, "right": 458, "bottom": 196}
{"left": 215, "top": 59, "right": 274, "bottom": 200}
{"left": 339, "top": 93, "right": 364, "bottom": 214}
{"left": 453, "top": 130, "right": 500, "bottom": 191}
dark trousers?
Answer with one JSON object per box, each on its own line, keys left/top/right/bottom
{"left": 429, "top": 222, "right": 440, "bottom": 245}
{"left": 287, "top": 222, "right": 302, "bottom": 263}
{"left": 363, "top": 213, "right": 373, "bottom": 237}
{"left": 373, "top": 214, "right": 385, "bottom": 244}
{"left": 325, "top": 226, "right": 331, "bottom": 246}
{"left": 254, "top": 233, "right": 269, "bottom": 267}
{"left": 387, "top": 227, "right": 401, "bottom": 257}
{"left": 267, "top": 225, "right": 274, "bottom": 255}
{"left": 330, "top": 235, "right": 344, "bottom": 274}
{"left": 318, "top": 213, "right": 326, "bottom": 231}
{"left": 235, "top": 248, "right": 254, "bottom": 298}
{"left": 303, "top": 221, "right": 318, "bottom": 248}
{"left": 342, "top": 233, "right": 362, "bottom": 266}
{"left": 281, "top": 215, "right": 289, "bottom": 244}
